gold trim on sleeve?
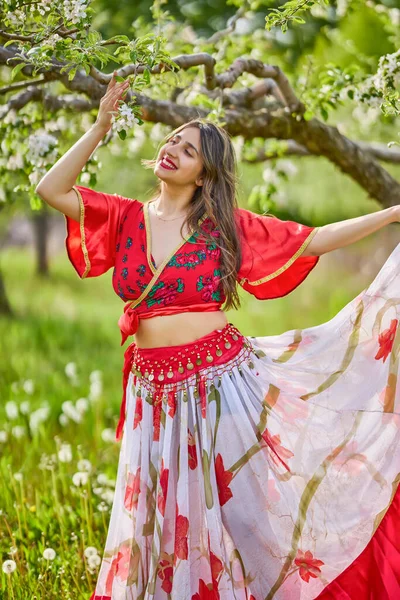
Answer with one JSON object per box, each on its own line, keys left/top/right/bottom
{"left": 239, "top": 226, "right": 320, "bottom": 286}
{"left": 72, "top": 186, "right": 91, "bottom": 278}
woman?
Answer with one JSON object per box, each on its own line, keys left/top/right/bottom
{"left": 36, "top": 72, "right": 400, "bottom": 600}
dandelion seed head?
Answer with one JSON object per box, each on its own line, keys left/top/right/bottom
{"left": 2, "top": 559, "right": 17, "bottom": 574}
{"left": 43, "top": 548, "right": 56, "bottom": 560}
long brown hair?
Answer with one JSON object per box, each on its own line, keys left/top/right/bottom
{"left": 141, "top": 118, "right": 242, "bottom": 311}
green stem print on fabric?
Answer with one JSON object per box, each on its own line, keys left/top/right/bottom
{"left": 272, "top": 330, "right": 303, "bottom": 364}
{"left": 301, "top": 300, "right": 364, "bottom": 402}
{"left": 265, "top": 411, "right": 364, "bottom": 600}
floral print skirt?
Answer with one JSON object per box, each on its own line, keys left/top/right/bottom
{"left": 91, "top": 242, "right": 400, "bottom": 600}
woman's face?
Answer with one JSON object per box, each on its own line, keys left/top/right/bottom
{"left": 154, "top": 127, "right": 204, "bottom": 188}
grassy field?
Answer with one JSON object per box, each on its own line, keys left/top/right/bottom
{"left": 0, "top": 231, "right": 395, "bottom": 598}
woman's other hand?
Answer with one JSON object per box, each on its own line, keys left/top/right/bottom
{"left": 95, "top": 71, "right": 130, "bottom": 134}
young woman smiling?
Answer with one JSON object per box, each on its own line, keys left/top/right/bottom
{"left": 36, "top": 71, "right": 400, "bottom": 600}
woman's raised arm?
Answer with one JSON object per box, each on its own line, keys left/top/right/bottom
{"left": 35, "top": 71, "right": 130, "bottom": 222}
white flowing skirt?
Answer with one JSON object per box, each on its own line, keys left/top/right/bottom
{"left": 92, "top": 242, "right": 400, "bottom": 600}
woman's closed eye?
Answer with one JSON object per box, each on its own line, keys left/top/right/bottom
{"left": 169, "top": 139, "right": 193, "bottom": 156}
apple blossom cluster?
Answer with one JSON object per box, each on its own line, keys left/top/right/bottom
{"left": 62, "top": 0, "right": 91, "bottom": 25}
{"left": 372, "top": 49, "right": 400, "bottom": 93}
{"left": 111, "top": 102, "right": 140, "bottom": 133}
{"left": 26, "top": 131, "right": 58, "bottom": 168}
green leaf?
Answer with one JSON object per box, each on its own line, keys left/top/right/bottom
{"left": 11, "top": 62, "right": 27, "bottom": 81}
{"left": 143, "top": 68, "right": 151, "bottom": 84}
{"left": 320, "top": 106, "right": 329, "bottom": 121}
{"left": 118, "top": 129, "right": 127, "bottom": 140}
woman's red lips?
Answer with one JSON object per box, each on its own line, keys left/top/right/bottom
{"left": 160, "top": 157, "right": 177, "bottom": 170}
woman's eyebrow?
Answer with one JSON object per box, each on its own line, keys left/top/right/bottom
{"left": 174, "top": 134, "right": 199, "bottom": 155}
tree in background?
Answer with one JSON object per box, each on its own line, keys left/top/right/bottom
{"left": 1, "top": 0, "right": 400, "bottom": 312}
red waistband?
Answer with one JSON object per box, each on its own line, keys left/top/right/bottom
{"left": 117, "top": 301, "right": 222, "bottom": 346}
{"left": 116, "top": 322, "right": 252, "bottom": 441}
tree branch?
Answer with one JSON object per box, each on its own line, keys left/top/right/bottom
{"left": 243, "top": 139, "right": 400, "bottom": 164}
{"left": 0, "top": 77, "right": 49, "bottom": 95}
{"left": 1, "top": 43, "right": 399, "bottom": 206}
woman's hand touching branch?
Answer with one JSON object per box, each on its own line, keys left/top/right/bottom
{"left": 35, "top": 71, "right": 129, "bottom": 220}
{"left": 304, "top": 206, "right": 399, "bottom": 256}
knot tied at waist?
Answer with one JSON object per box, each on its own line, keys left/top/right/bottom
{"left": 118, "top": 303, "right": 140, "bottom": 346}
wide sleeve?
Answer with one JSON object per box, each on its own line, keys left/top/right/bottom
{"left": 236, "top": 207, "right": 320, "bottom": 300}
{"left": 64, "top": 185, "right": 136, "bottom": 279}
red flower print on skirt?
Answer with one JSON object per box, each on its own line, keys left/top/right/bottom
{"left": 157, "top": 557, "right": 174, "bottom": 593}
{"left": 375, "top": 318, "right": 398, "bottom": 363}
{"left": 294, "top": 549, "right": 324, "bottom": 583}
{"left": 153, "top": 390, "right": 163, "bottom": 442}
{"left": 167, "top": 389, "right": 177, "bottom": 418}
{"left": 215, "top": 453, "right": 233, "bottom": 506}
{"left": 124, "top": 467, "right": 141, "bottom": 511}
{"left": 210, "top": 551, "right": 223, "bottom": 582}
{"left": 192, "top": 578, "right": 220, "bottom": 600}
{"left": 188, "top": 428, "right": 198, "bottom": 470}
{"left": 157, "top": 458, "right": 169, "bottom": 517}
{"left": 174, "top": 504, "right": 189, "bottom": 563}
{"left": 105, "top": 544, "right": 131, "bottom": 595}
{"left": 261, "top": 429, "right": 294, "bottom": 472}
{"left": 133, "top": 395, "right": 142, "bottom": 429}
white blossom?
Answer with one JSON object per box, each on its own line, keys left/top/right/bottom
{"left": 101, "top": 489, "right": 115, "bottom": 504}
{"left": 5, "top": 401, "right": 18, "bottom": 420}
{"left": 72, "top": 471, "right": 89, "bottom": 487}
{"left": 26, "top": 131, "right": 58, "bottom": 168}
{"left": 77, "top": 459, "right": 92, "bottom": 472}
{"left": 101, "top": 428, "right": 116, "bottom": 443}
{"left": 61, "top": 401, "right": 82, "bottom": 423}
{"left": 277, "top": 160, "right": 298, "bottom": 177}
{"left": 75, "top": 398, "right": 89, "bottom": 414}
{"left": 19, "top": 401, "right": 31, "bottom": 415}
{"left": 0, "top": 431, "right": 8, "bottom": 443}
{"left": 59, "top": 414, "right": 69, "bottom": 427}
{"left": 88, "top": 553, "right": 101, "bottom": 569}
{"left": 80, "top": 172, "right": 91, "bottom": 184}
{"left": 11, "top": 426, "right": 25, "bottom": 439}
{"left": 262, "top": 166, "right": 280, "bottom": 186}
{"left": 29, "top": 406, "right": 50, "bottom": 434}
{"left": 89, "top": 380, "right": 102, "bottom": 402}
{"left": 2, "top": 559, "right": 17, "bottom": 574}
{"left": 6, "top": 154, "right": 24, "bottom": 171}
{"left": 58, "top": 443, "right": 73, "bottom": 463}
{"left": 22, "top": 380, "right": 35, "bottom": 395}
{"left": 14, "top": 472, "right": 23, "bottom": 482}
{"left": 83, "top": 546, "right": 98, "bottom": 558}
{"left": 111, "top": 103, "right": 140, "bottom": 133}
{"left": 43, "top": 548, "right": 56, "bottom": 560}
{"left": 4, "top": 110, "right": 18, "bottom": 125}
{"left": 63, "top": 0, "right": 91, "bottom": 24}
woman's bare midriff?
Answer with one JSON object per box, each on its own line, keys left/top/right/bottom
{"left": 134, "top": 310, "right": 229, "bottom": 348}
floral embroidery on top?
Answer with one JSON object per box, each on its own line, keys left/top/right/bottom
{"left": 139, "top": 221, "right": 144, "bottom": 229}
{"left": 145, "top": 278, "right": 185, "bottom": 308}
{"left": 136, "top": 264, "right": 147, "bottom": 277}
{"left": 197, "top": 269, "right": 222, "bottom": 302}
{"left": 167, "top": 250, "right": 207, "bottom": 270}
{"left": 125, "top": 237, "right": 133, "bottom": 249}
{"left": 122, "top": 253, "right": 128, "bottom": 263}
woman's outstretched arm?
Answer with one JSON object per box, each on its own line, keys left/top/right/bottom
{"left": 303, "top": 206, "right": 400, "bottom": 256}
{"left": 35, "top": 71, "right": 130, "bottom": 221}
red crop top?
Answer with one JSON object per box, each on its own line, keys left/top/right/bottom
{"left": 65, "top": 185, "right": 320, "bottom": 346}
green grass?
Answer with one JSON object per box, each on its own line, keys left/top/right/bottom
{"left": 0, "top": 241, "right": 383, "bottom": 598}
